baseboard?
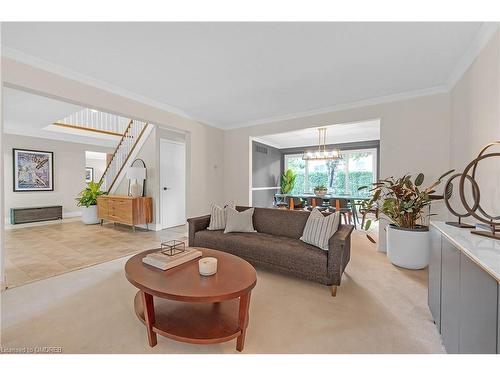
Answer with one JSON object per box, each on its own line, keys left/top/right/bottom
{"left": 135, "top": 223, "right": 162, "bottom": 231}
{"left": 63, "top": 211, "right": 82, "bottom": 218}
{"left": 4, "top": 216, "right": 81, "bottom": 230}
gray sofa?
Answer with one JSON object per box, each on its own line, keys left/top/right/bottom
{"left": 188, "top": 206, "right": 354, "bottom": 296}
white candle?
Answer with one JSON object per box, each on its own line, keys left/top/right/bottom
{"left": 199, "top": 257, "right": 217, "bottom": 276}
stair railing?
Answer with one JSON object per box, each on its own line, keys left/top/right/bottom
{"left": 99, "top": 119, "right": 149, "bottom": 193}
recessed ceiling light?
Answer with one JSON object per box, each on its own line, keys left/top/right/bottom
{"left": 90, "top": 109, "right": 98, "bottom": 113}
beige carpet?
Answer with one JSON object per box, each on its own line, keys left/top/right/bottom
{"left": 0, "top": 229, "right": 445, "bottom": 353}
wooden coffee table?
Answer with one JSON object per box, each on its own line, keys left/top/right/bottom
{"left": 125, "top": 247, "right": 257, "bottom": 352}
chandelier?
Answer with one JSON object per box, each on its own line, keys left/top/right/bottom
{"left": 302, "top": 127, "right": 342, "bottom": 161}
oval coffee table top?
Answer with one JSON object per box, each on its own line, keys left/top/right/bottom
{"left": 125, "top": 247, "right": 257, "bottom": 302}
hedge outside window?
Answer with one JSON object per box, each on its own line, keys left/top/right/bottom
{"left": 284, "top": 148, "right": 377, "bottom": 195}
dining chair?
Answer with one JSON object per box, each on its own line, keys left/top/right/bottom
{"left": 328, "top": 198, "right": 355, "bottom": 228}
{"left": 285, "top": 196, "right": 304, "bottom": 210}
{"left": 305, "top": 197, "right": 328, "bottom": 211}
{"left": 273, "top": 195, "right": 288, "bottom": 209}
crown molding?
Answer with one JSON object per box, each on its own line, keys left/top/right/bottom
{"left": 229, "top": 85, "right": 448, "bottom": 129}
{"left": 446, "top": 22, "right": 500, "bottom": 90}
{"left": 251, "top": 136, "right": 282, "bottom": 149}
{"left": 2, "top": 47, "right": 221, "bottom": 129}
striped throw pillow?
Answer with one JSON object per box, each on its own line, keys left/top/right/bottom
{"left": 207, "top": 202, "right": 234, "bottom": 230}
{"left": 300, "top": 208, "right": 340, "bottom": 250}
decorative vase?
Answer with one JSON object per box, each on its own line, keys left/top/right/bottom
{"left": 130, "top": 178, "right": 142, "bottom": 198}
{"left": 81, "top": 205, "right": 99, "bottom": 225}
{"left": 386, "top": 224, "right": 430, "bottom": 269}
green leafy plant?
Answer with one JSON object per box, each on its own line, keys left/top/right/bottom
{"left": 76, "top": 181, "right": 106, "bottom": 208}
{"left": 281, "top": 169, "right": 296, "bottom": 194}
{"left": 359, "top": 170, "right": 454, "bottom": 231}
{"left": 314, "top": 184, "right": 327, "bottom": 191}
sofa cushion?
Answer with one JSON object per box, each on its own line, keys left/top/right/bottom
{"left": 224, "top": 207, "right": 256, "bottom": 233}
{"left": 207, "top": 202, "right": 234, "bottom": 230}
{"left": 300, "top": 208, "right": 340, "bottom": 250}
{"left": 194, "top": 230, "right": 327, "bottom": 276}
{"left": 236, "top": 206, "right": 311, "bottom": 239}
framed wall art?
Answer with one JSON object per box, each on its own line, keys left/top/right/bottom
{"left": 85, "top": 167, "right": 94, "bottom": 183}
{"left": 13, "top": 148, "right": 54, "bottom": 192}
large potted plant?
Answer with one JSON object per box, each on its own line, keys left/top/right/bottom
{"left": 280, "top": 169, "right": 296, "bottom": 194}
{"left": 76, "top": 181, "right": 106, "bottom": 224}
{"left": 360, "top": 171, "right": 452, "bottom": 269}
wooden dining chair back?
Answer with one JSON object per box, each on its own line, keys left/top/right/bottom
{"left": 285, "top": 196, "right": 304, "bottom": 210}
{"left": 305, "top": 197, "right": 328, "bottom": 211}
{"left": 328, "top": 198, "right": 353, "bottom": 225}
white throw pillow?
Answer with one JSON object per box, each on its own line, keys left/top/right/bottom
{"left": 224, "top": 207, "right": 257, "bottom": 234}
{"left": 207, "top": 202, "right": 234, "bottom": 230}
{"left": 300, "top": 208, "right": 340, "bottom": 250}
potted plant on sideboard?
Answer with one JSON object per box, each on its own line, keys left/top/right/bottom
{"left": 359, "top": 170, "right": 452, "bottom": 269}
{"left": 76, "top": 181, "right": 106, "bottom": 224}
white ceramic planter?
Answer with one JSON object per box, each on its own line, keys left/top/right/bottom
{"left": 386, "top": 225, "right": 430, "bottom": 269}
{"left": 81, "top": 205, "right": 99, "bottom": 224}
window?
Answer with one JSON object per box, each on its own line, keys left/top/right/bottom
{"left": 284, "top": 148, "right": 377, "bottom": 195}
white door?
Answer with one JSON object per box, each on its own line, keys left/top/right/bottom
{"left": 160, "top": 139, "right": 186, "bottom": 229}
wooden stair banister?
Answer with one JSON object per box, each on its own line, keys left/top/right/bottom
{"left": 106, "top": 123, "right": 149, "bottom": 193}
{"left": 99, "top": 119, "right": 134, "bottom": 188}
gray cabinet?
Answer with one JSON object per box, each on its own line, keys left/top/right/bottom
{"left": 429, "top": 224, "right": 500, "bottom": 354}
{"left": 428, "top": 227, "right": 442, "bottom": 331}
{"left": 459, "top": 254, "right": 498, "bottom": 354}
{"left": 440, "top": 237, "right": 461, "bottom": 353}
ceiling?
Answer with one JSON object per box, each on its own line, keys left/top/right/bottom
{"left": 3, "top": 87, "right": 119, "bottom": 147}
{"left": 2, "top": 22, "right": 486, "bottom": 129}
{"left": 254, "top": 120, "right": 380, "bottom": 149}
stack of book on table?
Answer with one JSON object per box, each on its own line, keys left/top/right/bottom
{"left": 142, "top": 248, "right": 202, "bottom": 270}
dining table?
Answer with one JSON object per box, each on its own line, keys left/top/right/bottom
{"left": 273, "top": 193, "right": 372, "bottom": 229}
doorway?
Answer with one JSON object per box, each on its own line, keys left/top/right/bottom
{"left": 160, "top": 138, "right": 186, "bottom": 229}
{"left": 85, "top": 151, "right": 108, "bottom": 186}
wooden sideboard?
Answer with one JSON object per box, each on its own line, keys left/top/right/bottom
{"left": 97, "top": 195, "right": 153, "bottom": 231}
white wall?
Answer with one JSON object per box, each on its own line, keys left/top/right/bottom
{"left": 114, "top": 126, "right": 160, "bottom": 225}
{"left": 85, "top": 154, "right": 107, "bottom": 183}
{"left": 1, "top": 58, "right": 225, "bottom": 220}
{"left": 3, "top": 134, "right": 113, "bottom": 219}
{"left": 224, "top": 93, "right": 451, "bottom": 250}
{"left": 114, "top": 125, "right": 189, "bottom": 229}
{"left": 450, "top": 30, "right": 500, "bottom": 220}
{"left": 0, "top": 26, "right": 4, "bottom": 288}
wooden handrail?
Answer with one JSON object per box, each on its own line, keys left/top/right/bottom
{"left": 99, "top": 119, "right": 134, "bottom": 187}
{"left": 53, "top": 122, "right": 125, "bottom": 137}
{"left": 106, "top": 123, "right": 150, "bottom": 193}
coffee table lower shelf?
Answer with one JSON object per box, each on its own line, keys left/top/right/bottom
{"left": 133, "top": 292, "right": 243, "bottom": 346}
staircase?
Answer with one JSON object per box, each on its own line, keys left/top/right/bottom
{"left": 99, "top": 119, "right": 150, "bottom": 193}
{"left": 54, "top": 108, "right": 131, "bottom": 136}
{"left": 55, "top": 108, "right": 151, "bottom": 194}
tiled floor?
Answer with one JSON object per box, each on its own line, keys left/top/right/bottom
{"left": 4, "top": 220, "right": 187, "bottom": 288}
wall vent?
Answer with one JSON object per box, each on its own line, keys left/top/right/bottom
{"left": 255, "top": 144, "right": 268, "bottom": 154}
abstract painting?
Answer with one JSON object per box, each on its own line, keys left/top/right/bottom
{"left": 13, "top": 149, "right": 54, "bottom": 191}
